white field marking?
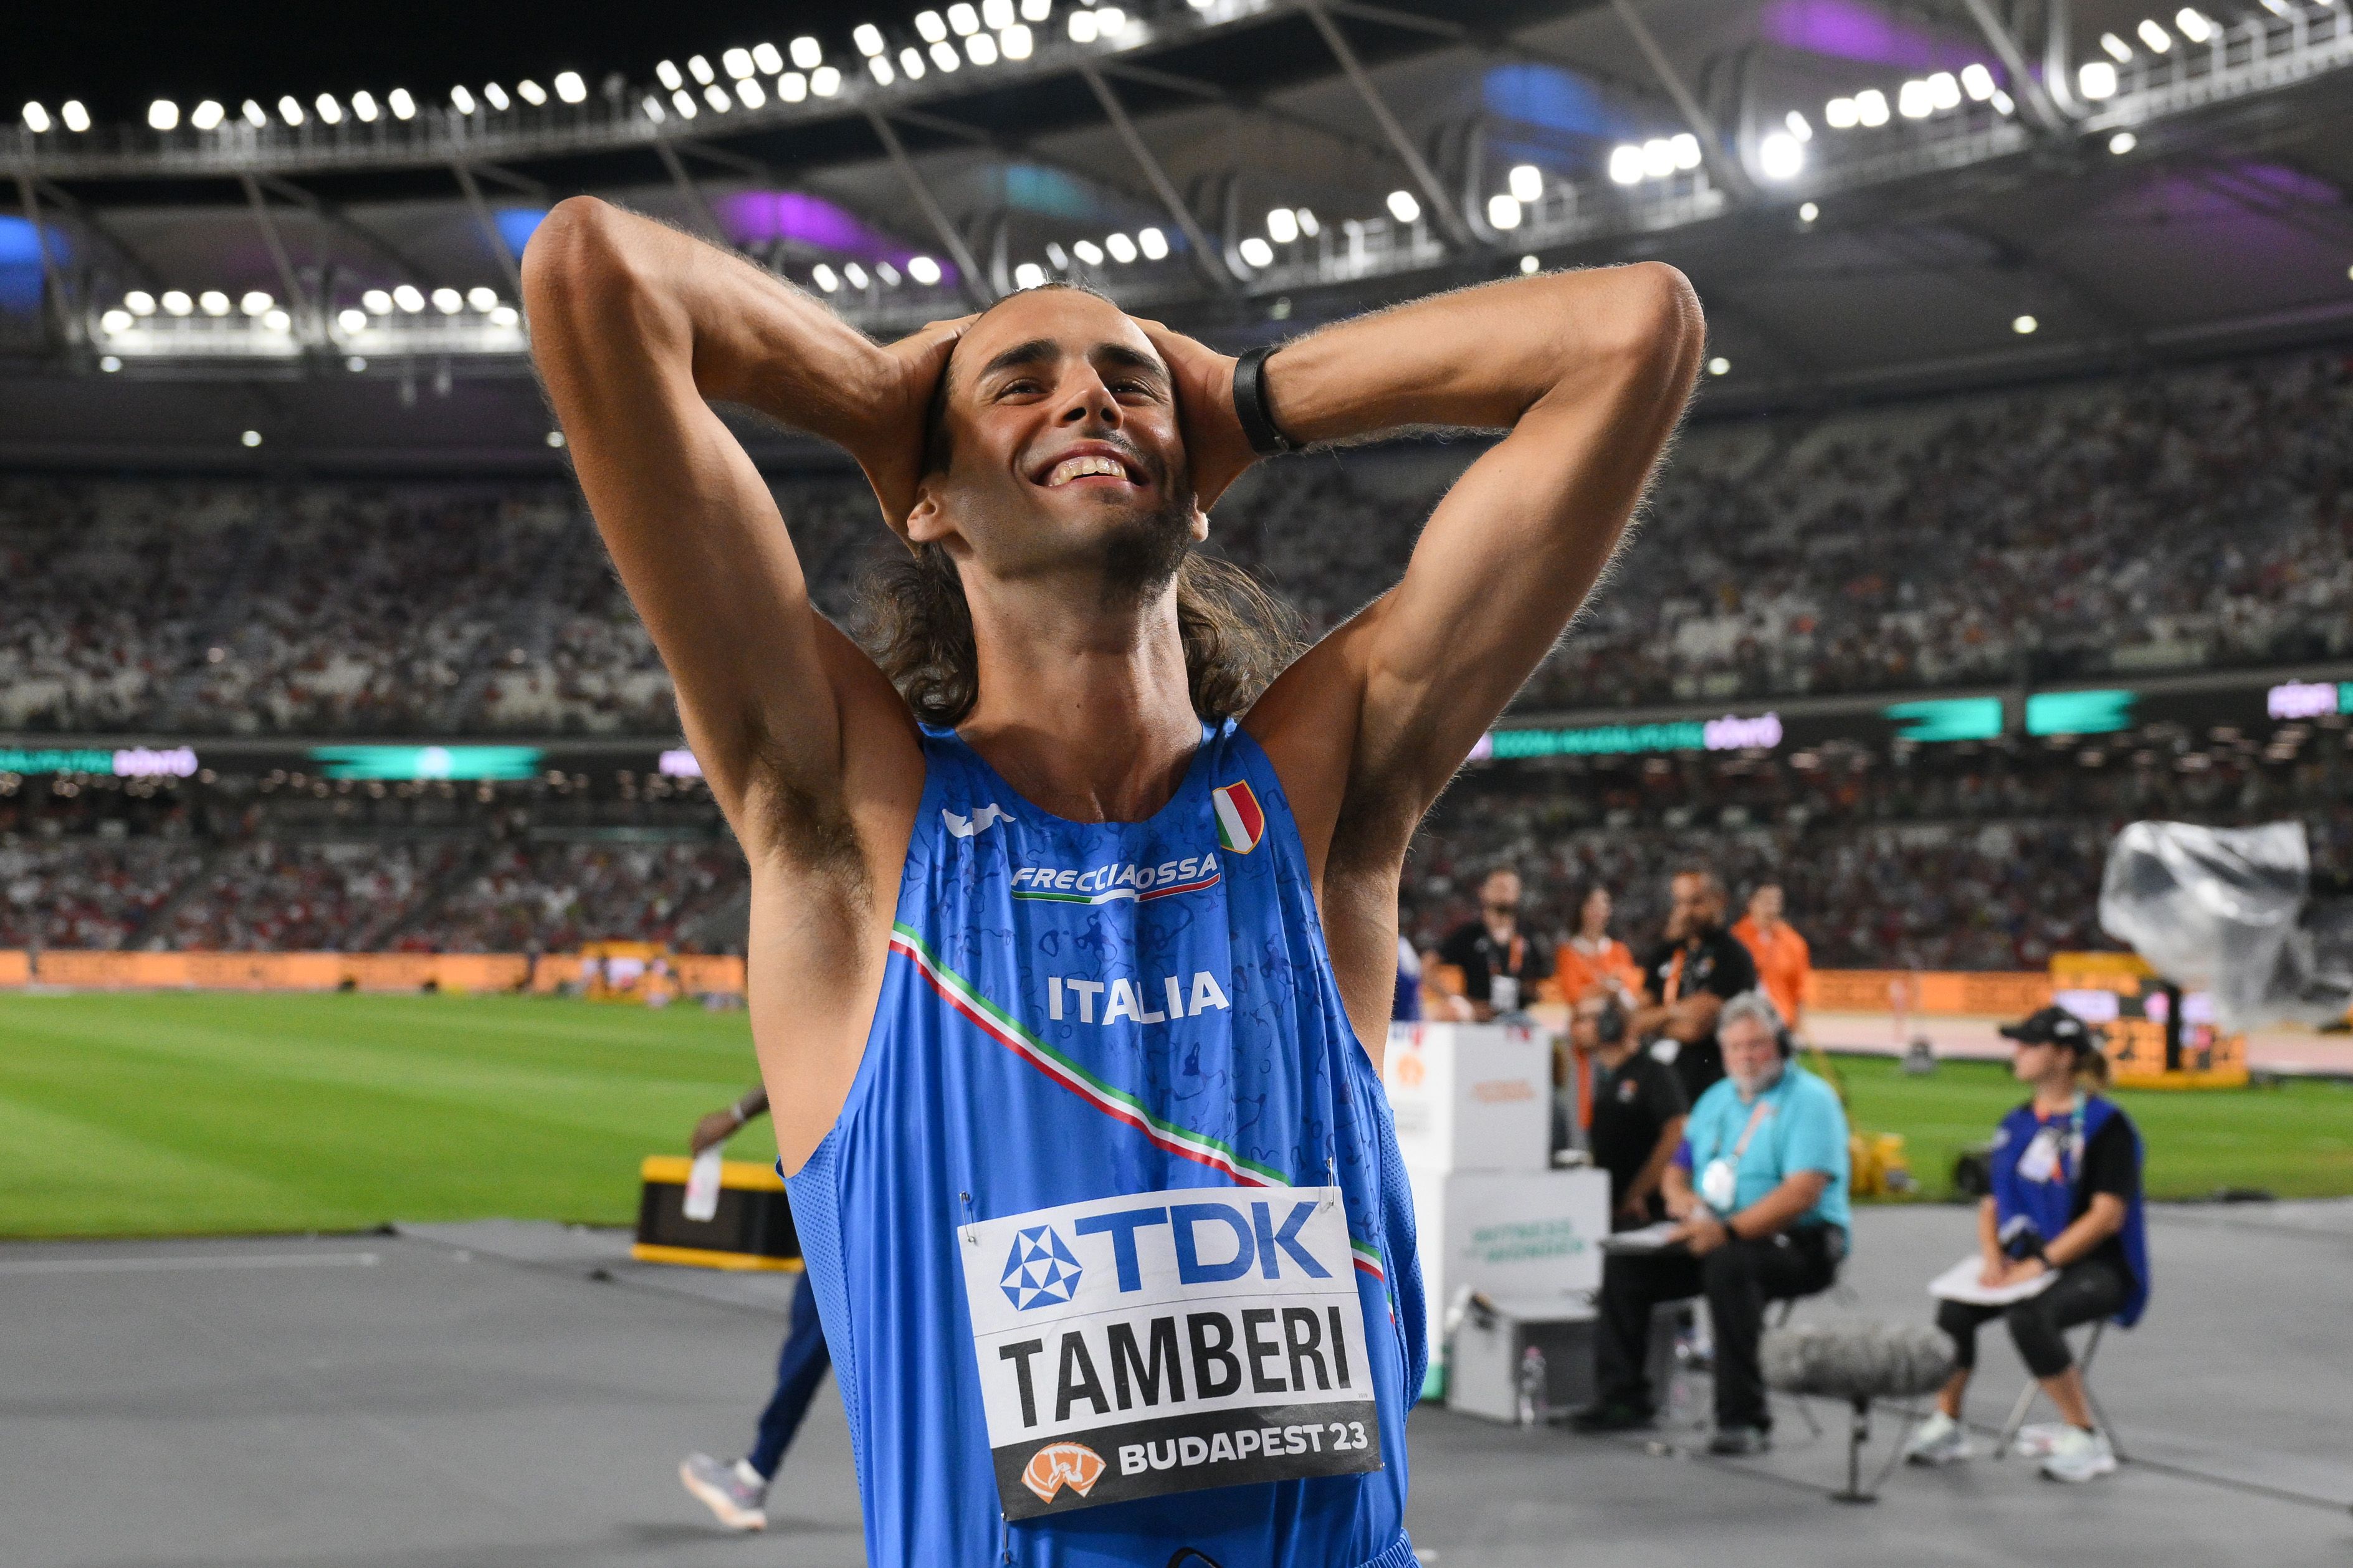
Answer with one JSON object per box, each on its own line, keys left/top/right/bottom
{"left": 0, "top": 1251, "right": 381, "bottom": 1277}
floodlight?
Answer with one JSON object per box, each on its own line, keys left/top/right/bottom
{"left": 1509, "top": 164, "right": 1544, "bottom": 202}
{"left": 778, "top": 74, "right": 808, "bottom": 102}
{"left": 723, "top": 49, "right": 754, "bottom": 79}
{"left": 490, "top": 305, "right": 520, "bottom": 326}
{"left": 1238, "top": 237, "right": 1273, "bottom": 267}
{"left": 393, "top": 284, "right": 426, "bottom": 312}
{"left": 642, "top": 94, "right": 666, "bottom": 121}
{"left": 1519, "top": 254, "right": 1538, "bottom": 273}
{"left": 2078, "top": 60, "right": 2119, "bottom": 99}
{"left": 162, "top": 290, "right": 193, "bottom": 316}
{"left": 704, "top": 85, "right": 730, "bottom": 112}
{"left": 900, "top": 49, "right": 926, "bottom": 78}
{"left": 672, "top": 90, "right": 698, "bottom": 118}
{"left": 983, "top": 0, "right": 1015, "bottom": 26}
{"left": 62, "top": 100, "right": 89, "bottom": 131}
{"left": 126, "top": 291, "right": 157, "bottom": 316}
{"left": 239, "top": 290, "right": 272, "bottom": 316}
{"left": 844, "top": 262, "right": 870, "bottom": 287}
{"left": 242, "top": 99, "right": 267, "bottom": 126}
{"left": 1024, "top": 0, "right": 1052, "bottom": 17}
{"left": 1097, "top": 8, "right": 1126, "bottom": 31}
{"left": 22, "top": 103, "right": 50, "bottom": 134}
{"left": 2175, "top": 9, "right": 2213, "bottom": 44}
{"left": 517, "top": 80, "right": 546, "bottom": 106}
{"left": 738, "top": 78, "right": 766, "bottom": 107}
{"left": 2109, "top": 130, "right": 2137, "bottom": 154}
{"left": 467, "top": 287, "right": 498, "bottom": 311}
{"left": 877, "top": 261, "right": 901, "bottom": 283}
{"left": 243, "top": 430, "right": 263, "bottom": 447}
{"left": 1960, "top": 64, "right": 1996, "bottom": 100}
{"left": 1044, "top": 242, "right": 1069, "bottom": 268}
{"left": 348, "top": 356, "right": 366, "bottom": 371}
{"left": 1707, "top": 357, "right": 1730, "bottom": 376}
{"left": 811, "top": 66, "right": 841, "bottom": 95}
{"left": 1267, "top": 207, "right": 1299, "bottom": 243}
{"left": 1608, "top": 145, "right": 1644, "bottom": 184}
{"left": 199, "top": 290, "right": 230, "bottom": 315}
{"left": 148, "top": 100, "right": 179, "bottom": 131}
{"left": 1014, "top": 262, "right": 1047, "bottom": 288}
{"left": 102, "top": 309, "right": 132, "bottom": 333}
{"left": 968, "top": 32, "right": 998, "bottom": 64}
{"left": 1927, "top": 71, "right": 1960, "bottom": 110}
{"left": 1669, "top": 133, "right": 1700, "bottom": 169}
{"left": 1137, "top": 227, "right": 1168, "bottom": 259}
{"left": 1003, "top": 24, "right": 1034, "bottom": 59}
{"left": 352, "top": 91, "right": 379, "bottom": 121}
{"left": 791, "top": 36, "right": 823, "bottom": 68}
{"left": 948, "top": 3, "right": 980, "bottom": 34}
{"left": 2012, "top": 314, "right": 2038, "bottom": 334}
{"left": 317, "top": 95, "right": 343, "bottom": 124}
{"left": 1798, "top": 201, "right": 1819, "bottom": 222}
{"left": 932, "top": 40, "right": 962, "bottom": 69}
{"left": 1854, "top": 88, "right": 1889, "bottom": 126}
{"left": 432, "top": 287, "right": 462, "bottom": 314}
{"left": 657, "top": 61, "right": 684, "bottom": 90}
{"left": 262, "top": 308, "right": 291, "bottom": 332}
{"left": 1105, "top": 232, "right": 1137, "bottom": 262}
{"left": 1785, "top": 110, "right": 1812, "bottom": 140}
{"left": 917, "top": 10, "right": 948, "bottom": 42}
{"left": 1898, "top": 80, "right": 1932, "bottom": 118}
{"left": 1069, "top": 9, "right": 1097, "bottom": 41}
{"left": 339, "top": 308, "right": 368, "bottom": 332}
{"left": 1757, "top": 131, "right": 1804, "bottom": 181}
{"left": 2102, "top": 32, "right": 2133, "bottom": 62}
{"left": 1641, "top": 139, "right": 1674, "bottom": 178}
{"left": 908, "top": 254, "right": 943, "bottom": 284}
{"left": 279, "top": 96, "right": 305, "bottom": 125}
{"left": 753, "top": 44, "right": 784, "bottom": 73}
{"left": 1486, "top": 193, "right": 1522, "bottom": 229}
{"left": 689, "top": 55, "right": 715, "bottom": 84}
{"left": 100, "top": 355, "right": 121, "bottom": 372}
{"left": 362, "top": 289, "right": 393, "bottom": 314}
{"left": 451, "top": 85, "right": 477, "bottom": 113}
{"left": 484, "top": 84, "right": 510, "bottom": 110}
{"left": 812, "top": 264, "right": 840, "bottom": 292}
{"left": 1385, "top": 189, "right": 1420, "bottom": 223}
{"left": 1296, "top": 208, "right": 1319, "bottom": 235}
{"left": 388, "top": 88, "right": 415, "bottom": 119}
{"left": 1991, "top": 89, "right": 2015, "bottom": 115}
{"left": 854, "top": 24, "right": 885, "bottom": 55}
{"left": 869, "top": 56, "right": 896, "bottom": 85}
{"left": 2138, "top": 19, "right": 2171, "bottom": 50}
{"left": 1824, "top": 97, "right": 1858, "bottom": 129}
{"left": 546, "top": 430, "right": 565, "bottom": 447}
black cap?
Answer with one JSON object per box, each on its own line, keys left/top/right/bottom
{"left": 2000, "top": 1005, "right": 2096, "bottom": 1052}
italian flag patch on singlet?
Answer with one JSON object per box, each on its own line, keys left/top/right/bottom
{"left": 1211, "top": 782, "right": 1264, "bottom": 855}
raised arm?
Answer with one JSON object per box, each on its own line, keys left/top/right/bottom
{"left": 522, "top": 197, "right": 948, "bottom": 843}
{"left": 1237, "top": 263, "right": 1702, "bottom": 853}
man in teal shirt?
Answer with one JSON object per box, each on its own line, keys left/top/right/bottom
{"left": 1573, "top": 991, "right": 1851, "bottom": 1453}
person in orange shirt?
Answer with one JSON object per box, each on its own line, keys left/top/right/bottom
{"left": 1556, "top": 884, "right": 1643, "bottom": 1007}
{"left": 1733, "top": 883, "right": 1812, "bottom": 1037}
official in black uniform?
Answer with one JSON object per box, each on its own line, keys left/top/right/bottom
{"left": 1572, "top": 991, "right": 1690, "bottom": 1228}
{"left": 1632, "top": 868, "right": 1757, "bottom": 1101}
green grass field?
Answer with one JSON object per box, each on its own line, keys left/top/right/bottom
{"left": 1, "top": 991, "right": 2348, "bottom": 1237}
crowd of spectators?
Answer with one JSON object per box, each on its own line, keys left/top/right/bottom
{"left": 1, "top": 348, "right": 2346, "bottom": 734}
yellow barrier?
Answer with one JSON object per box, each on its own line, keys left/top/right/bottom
{"left": 2, "top": 949, "right": 745, "bottom": 996}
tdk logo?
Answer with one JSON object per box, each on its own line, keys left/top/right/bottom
{"left": 1074, "top": 1200, "right": 1333, "bottom": 1291}
{"left": 1002, "top": 1225, "right": 1084, "bottom": 1311}
{"left": 1049, "top": 971, "right": 1230, "bottom": 1027}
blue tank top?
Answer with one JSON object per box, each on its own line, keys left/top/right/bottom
{"left": 787, "top": 720, "right": 1424, "bottom": 1568}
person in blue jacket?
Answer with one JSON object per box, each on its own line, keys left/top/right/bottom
{"left": 1905, "top": 1005, "right": 2149, "bottom": 1483}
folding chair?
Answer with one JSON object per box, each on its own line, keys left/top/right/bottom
{"left": 1993, "top": 1319, "right": 2126, "bottom": 1460}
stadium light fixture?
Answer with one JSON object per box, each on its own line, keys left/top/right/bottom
{"left": 1509, "top": 163, "right": 1544, "bottom": 202}
{"left": 242, "top": 430, "right": 262, "bottom": 448}
{"left": 126, "top": 290, "right": 156, "bottom": 316}
{"left": 1385, "top": 189, "right": 1421, "bottom": 223}
{"left": 100, "top": 355, "right": 120, "bottom": 372}
{"left": 869, "top": 55, "right": 896, "bottom": 85}
{"left": 393, "top": 283, "right": 426, "bottom": 312}
{"left": 1104, "top": 232, "right": 1137, "bottom": 262}
{"left": 451, "top": 85, "right": 477, "bottom": 113}
{"left": 1897, "top": 80, "right": 1933, "bottom": 118}
{"left": 1798, "top": 200, "right": 1820, "bottom": 222}
{"left": 352, "top": 90, "right": 379, "bottom": 121}
{"left": 812, "top": 65, "right": 842, "bottom": 95}
{"left": 2012, "top": 313, "right": 2038, "bottom": 334}
{"left": 1069, "top": 9, "right": 1098, "bottom": 41}
{"left": 148, "top": 100, "right": 180, "bottom": 131}
{"left": 338, "top": 307, "right": 368, "bottom": 333}
{"left": 1024, "top": 0, "right": 1052, "bottom": 18}
{"left": 1707, "top": 356, "right": 1730, "bottom": 375}
{"left": 190, "top": 100, "right": 225, "bottom": 131}
{"left": 748, "top": 44, "right": 781, "bottom": 76}
{"left": 347, "top": 356, "right": 366, "bottom": 371}
{"left": 491, "top": 304, "right": 520, "bottom": 326}
{"left": 264, "top": 308, "right": 290, "bottom": 331}
{"left": 917, "top": 9, "right": 948, "bottom": 41}
{"left": 2138, "top": 19, "right": 2172, "bottom": 51}
{"left": 1238, "top": 236, "right": 1274, "bottom": 267}
{"left": 2175, "top": 9, "right": 2213, "bottom": 43}
{"left": 1044, "top": 241, "right": 1069, "bottom": 268}
{"left": 909, "top": 254, "right": 943, "bottom": 284}
{"left": 1638, "top": 138, "right": 1673, "bottom": 178}
{"left": 812, "top": 264, "right": 840, "bottom": 292}
{"left": 1267, "top": 207, "right": 1299, "bottom": 243}
{"left": 642, "top": 94, "right": 666, "bottom": 121}
{"left": 791, "top": 36, "right": 823, "bottom": 68}
{"left": 240, "top": 99, "right": 266, "bottom": 127}
{"left": 900, "top": 48, "right": 927, "bottom": 78}
{"left": 1003, "top": 24, "right": 1034, "bottom": 59}
{"left": 1487, "top": 193, "right": 1523, "bottom": 229}
{"left": 200, "top": 290, "right": 230, "bottom": 316}
{"left": 2101, "top": 32, "right": 2133, "bottom": 61}
{"left": 877, "top": 260, "right": 902, "bottom": 285}
{"left": 1137, "top": 226, "right": 1168, "bottom": 259}
{"left": 657, "top": 60, "right": 684, "bottom": 90}
{"left": 21, "top": 102, "right": 49, "bottom": 134}
{"left": 1854, "top": 88, "right": 1890, "bottom": 126}
{"left": 62, "top": 100, "right": 90, "bottom": 132}
{"left": 778, "top": 73, "right": 808, "bottom": 102}
{"left": 854, "top": 24, "right": 886, "bottom": 55}
{"left": 672, "top": 89, "right": 699, "bottom": 117}
{"left": 1927, "top": 71, "right": 1961, "bottom": 110}
{"left": 101, "top": 308, "right": 132, "bottom": 333}
{"left": 2078, "top": 60, "right": 2119, "bottom": 99}
{"left": 317, "top": 94, "right": 343, "bottom": 125}
{"left": 484, "top": 83, "right": 510, "bottom": 111}
{"left": 279, "top": 95, "right": 306, "bottom": 126}
{"left": 162, "top": 290, "right": 193, "bottom": 315}
{"left": 1072, "top": 239, "right": 1104, "bottom": 264}
{"left": 738, "top": 78, "right": 768, "bottom": 107}
{"left": 704, "top": 85, "right": 731, "bottom": 112}
{"left": 1824, "top": 97, "right": 1858, "bottom": 129}
{"left": 546, "top": 430, "right": 566, "bottom": 447}
{"left": 1991, "top": 88, "right": 2015, "bottom": 115}
{"left": 2110, "top": 130, "right": 2137, "bottom": 153}
{"left": 844, "top": 262, "right": 871, "bottom": 288}
{"left": 1519, "top": 254, "right": 1538, "bottom": 273}
{"left": 363, "top": 289, "right": 393, "bottom": 314}
{"left": 1758, "top": 132, "right": 1805, "bottom": 180}
{"left": 388, "top": 88, "right": 415, "bottom": 120}
{"left": 239, "top": 290, "right": 272, "bottom": 316}
{"left": 1296, "top": 208, "right": 1319, "bottom": 236}
{"left": 517, "top": 80, "right": 546, "bottom": 106}
{"left": 1783, "top": 110, "right": 1811, "bottom": 141}
{"left": 1960, "top": 64, "right": 1996, "bottom": 101}
{"left": 1608, "top": 145, "right": 1644, "bottom": 184}
{"left": 723, "top": 48, "right": 755, "bottom": 79}
{"left": 1014, "top": 261, "right": 1048, "bottom": 288}
{"left": 984, "top": 0, "right": 1015, "bottom": 26}
{"left": 932, "top": 39, "right": 963, "bottom": 69}
{"left": 1669, "top": 133, "right": 1701, "bottom": 170}
{"left": 557, "top": 72, "right": 588, "bottom": 105}
{"left": 689, "top": 55, "right": 716, "bottom": 84}
{"left": 466, "top": 287, "right": 498, "bottom": 311}
{"left": 432, "top": 287, "right": 462, "bottom": 314}
{"left": 968, "top": 32, "right": 1000, "bottom": 64}
{"left": 1097, "top": 7, "right": 1127, "bottom": 32}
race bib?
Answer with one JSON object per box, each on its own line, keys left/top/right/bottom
{"left": 1490, "top": 975, "right": 1520, "bottom": 1014}
{"left": 958, "top": 1185, "right": 1383, "bottom": 1520}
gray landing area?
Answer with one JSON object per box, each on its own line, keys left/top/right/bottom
{"left": 4, "top": 1205, "right": 2349, "bottom": 1567}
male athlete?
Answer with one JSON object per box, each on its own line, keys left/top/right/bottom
{"left": 524, "top": 198, "right": 1700, "bottom": 1567}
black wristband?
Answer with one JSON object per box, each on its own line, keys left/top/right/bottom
{"left": 1231, "top": 344, "right": 1298, "bottom": 456}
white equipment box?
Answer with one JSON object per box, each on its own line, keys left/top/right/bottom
{"left": 1383, "top": 1022, "right": 1550, "bottom": 1172}
{"left": 1406, "top": 1165, "right": 1610, "bottom": 1374}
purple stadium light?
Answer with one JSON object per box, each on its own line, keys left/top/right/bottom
{"left": 718, "top": 191, "right": 958, "bottom": 283}
{"left": 1759, "top": 0, "right": 1986, "bottom": 72}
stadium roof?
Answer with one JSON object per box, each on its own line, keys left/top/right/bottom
{"left": 4, "top": 0, "right": 2351, "bottom": 468}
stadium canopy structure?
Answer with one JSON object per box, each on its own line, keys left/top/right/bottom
{"left": 4, "top": 0, "right": 2351, "bottom": 465}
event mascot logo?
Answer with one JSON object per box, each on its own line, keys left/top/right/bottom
{"left": 1021, "top": 1442, "right": 1107, "bottom": 1504}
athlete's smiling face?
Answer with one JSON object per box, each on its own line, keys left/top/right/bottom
{"left": 907, "top": 287, "right": 1203, "bottom": 598}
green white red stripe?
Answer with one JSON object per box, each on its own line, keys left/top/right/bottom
{"left": 1211, "top": 781, "right": 1265, "bottom": 855}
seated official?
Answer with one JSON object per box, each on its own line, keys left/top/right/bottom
{"left": 1905, "top": 1005, "right": 2148, "bottom": 1485}
{"left": 1573, "top": 992, "right": 1851, "bottom": 1455}
{"left": 1570, "top": 991, "right": 1689, "bottom": 1228}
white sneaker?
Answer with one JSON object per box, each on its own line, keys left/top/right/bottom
{"left": 2012, "top": 1420, "right": 2068, "bottom": 1459}
{"left": 1904, "top": 1411, "right": 1974, "bottom": 1466}
{"left": 2038, "top": 1426, "right": 2117, "bottom": 1483}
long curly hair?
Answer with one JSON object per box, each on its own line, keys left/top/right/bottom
{"left": 858, "top": 542, "right": 1302, "bottom": 727}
